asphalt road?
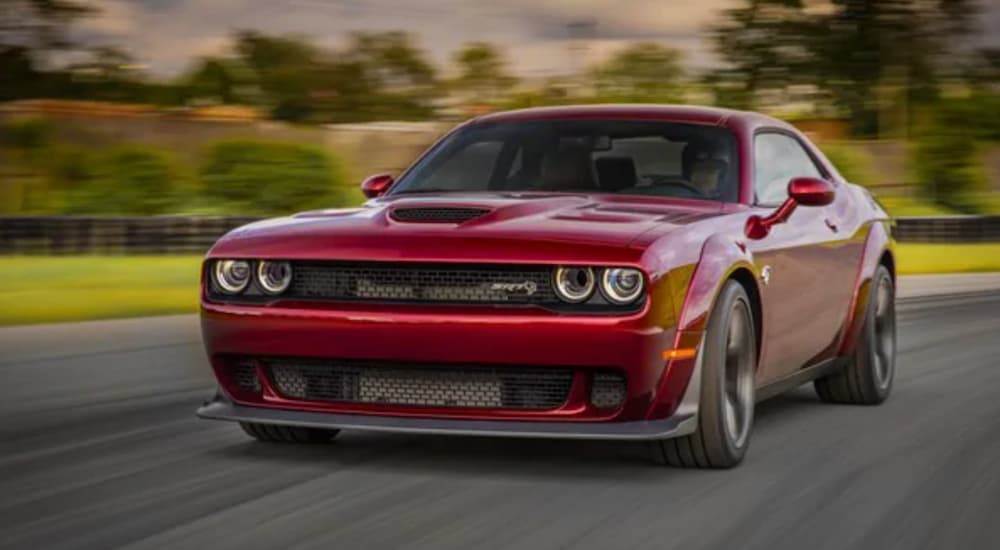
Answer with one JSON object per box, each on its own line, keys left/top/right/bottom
{"left": 1, "top": 291, "right": 999, "bottom": 550}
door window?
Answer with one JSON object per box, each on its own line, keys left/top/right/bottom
{"left": 754, "top": 133, "right": 823, "bottom": 205}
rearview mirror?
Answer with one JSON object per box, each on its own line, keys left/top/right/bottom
{"left": 746, "top": 177, "right": 835, "bottom": 239}
{"left": 361, "top": 174, "right": 394, "bottom": 198}
{"left": 788, "top": 177, "right": 835, "bottom": 207}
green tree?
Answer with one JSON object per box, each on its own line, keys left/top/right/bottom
{"left": 344, "top": 31, "right": 438, "bottom": 120}
{"left": 0, "top": 0, "right": 97, "bottom": 99}
{"left": 180, "top": 56, "right": 256, "bottom": 105}
{"left": 709, "top": 0, "right": 981, "bottom": 136}
{"left": 452, "top": 42, "right": 517, "bottom": 103}
{"left": 200, "top": 140, "right": 348, "bottom": 214}
{"left": 707, "top": 0, "right": 811, "bottom": 109}
{"left": 235, "top": 31, "right": 326, "bottom": 121}
{"left": 591, "top": 43, "right": 685, "bottom": 103}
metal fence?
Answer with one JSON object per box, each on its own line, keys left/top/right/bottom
{"left": 893, "top": 216, "right": 1000, "bottom": 243}
{"left": 1, "top": 215, "right": 998, "bottom": 255}
{"left": 0, "top": 216, "right": 261, "bottom": 255}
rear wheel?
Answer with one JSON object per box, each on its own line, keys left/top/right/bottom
{"left": 815, "top": 264, "right": 895, "bottom": 405}
{"left": 239, "top": 422, "right": 340, "bottom": 443}
{"left": 650, "top": 280, "right": 757, "bottom": 468}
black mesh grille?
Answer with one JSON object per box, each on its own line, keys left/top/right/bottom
{"left": 390, "top": 207, "right": 491, "bottom": 223}
{"left": 590, "top": 371, "right": 626, "bottom": 409}
{"left": 230, "top": 359, "right": 261, "bottom": 393}
{"left": 289, "top": 262, "right": 558, "bottom": 305}
{"left": 263, "top": 358, "right": 574, "bottom": 410}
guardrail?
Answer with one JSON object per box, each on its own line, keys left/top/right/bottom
{"left": 1, "top": 215, "right": 998, "bottom": 255}
{"left": 893, "top": 216, "right": 1000, "bottom": 243}
{"left": 0, "top": 216, "right": 260, "bottom": 255}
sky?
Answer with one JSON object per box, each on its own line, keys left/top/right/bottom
{"left": 76, "top": 0, "right": 1000, "bottom": 78}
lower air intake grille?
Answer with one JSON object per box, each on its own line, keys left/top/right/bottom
{"left": 590, "top": 371, "right": 626, "bottom": 409}
{"left": 230, "top": 359, "right": 261, "bottom": 393}
{"left": 390, "top": 207, "right": 491, "bottom": 223}
{"left": 264, "top": 358, "right": 574, "bottom": 410}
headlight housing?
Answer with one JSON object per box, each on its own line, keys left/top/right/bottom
{"left": 257, "top": 260, "right": 293, "bottom": 295}
{"left": 599, "top": 267, "right": 644, "bottom": 304}
{"left": 553, "top": 266, "right": 596, "bottom": 303}
{"left": 213, "top": 259, "right": 251, "bottom": 294}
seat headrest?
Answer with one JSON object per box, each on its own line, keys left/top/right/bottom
{"left": 541, "top": 147, "right": 595, "bottom": 190}
{"left": 595, "top": 157, "right": 638, "bottom": 192}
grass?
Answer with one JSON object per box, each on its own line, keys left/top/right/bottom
{"left": 1, "top": 246, "right": 999, "bottom": 326}
{"left": 895, "top": 243, "right": 1000, "bottom": 275}
{"left": 0, "top": 256, "right": 202, "bottom": 326}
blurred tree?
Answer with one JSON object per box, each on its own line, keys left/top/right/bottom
{"left": 200, "top": 139, "right": 348, "bottom": 214}
{"left": 0, "top": 0, "right": 96, "bottom": 99}
{"left": 231, "top": 30, "right": 437, "bottom": 122}
{"left": 707, "top": 0, "right": 811, "bottom": 110}
{"left": 452, "top": 42, "right": 518, "bottom": 103}
{"left": 180, "top": 56, "right": 257, "bottom": 105}
{"left": 344, "top": 31, "right": 438, "bottom": 120}
{"left": 709, "top": 0, "right": 981, "bottom": 137}
{"left": 0, "top": 0, "right": 95, "bottom": 57}
{"left": 591, "top": 42, "right": 685, "bottom": 103}
{"left": 234, "top": 31, "right": 324, "bottom": 121}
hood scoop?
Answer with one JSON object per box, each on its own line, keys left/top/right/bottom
{"left": 390, "top": 206, "right": 492, "bottom": 224}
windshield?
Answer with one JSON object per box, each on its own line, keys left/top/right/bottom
{"left": 390, "top": 119, "right": 739, "bottom": 202}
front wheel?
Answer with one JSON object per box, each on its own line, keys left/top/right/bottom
{"left": 815, "top": 264, "right": 896, "bottom": 405}
{"left": 650, "top": 280, "right": 757, "bottom": 468}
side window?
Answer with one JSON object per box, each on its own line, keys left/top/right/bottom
{"left": 754, "top": 133, "right": 823, "bottom": 205}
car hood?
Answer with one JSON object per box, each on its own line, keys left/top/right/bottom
{"left": 208, "top": 192, "right": 729, "bottom": 264}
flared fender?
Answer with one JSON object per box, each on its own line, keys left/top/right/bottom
{"left": 646, "top": 234, "right": 759, "bottom": 419}
{"left": 837, "top": 221, "right": 894, "bottom": 356}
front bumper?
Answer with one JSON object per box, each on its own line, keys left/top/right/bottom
{"left": 197, "top": 390, "right": 696, "bottom": 441}
{"left": 200, "top": 296, "right": 702, "bottom": 424}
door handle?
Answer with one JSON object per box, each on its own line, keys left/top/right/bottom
{"left": 824, "top": 218, "right": 839, "bottom": 233}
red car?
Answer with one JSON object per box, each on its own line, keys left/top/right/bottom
{"left": 197, "top": 105, "right": 896, "bottom": 468}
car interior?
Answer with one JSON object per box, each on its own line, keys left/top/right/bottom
{"left": 396, "top": 121, "right": 740, "bottom": 202}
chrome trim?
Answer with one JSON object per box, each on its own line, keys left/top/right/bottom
{"left": 197, "top": 390, "right": 696, "bottom": 441}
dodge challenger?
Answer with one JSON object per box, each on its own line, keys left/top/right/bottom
{"left": 197, "top": 105, "right": 896, "bottom": 468}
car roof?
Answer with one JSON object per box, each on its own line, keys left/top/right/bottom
{"left": 472, "top": 104, "right": 795, "bottom": 133}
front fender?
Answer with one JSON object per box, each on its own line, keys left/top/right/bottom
{"left": 646, "top": 233, "right": 759, "bottom": 419}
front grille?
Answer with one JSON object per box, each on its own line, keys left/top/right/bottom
{"left": 390, "top": 207, "right": 491, "bottom": 223}
{"left": 264, "top": 358, "right": 574, "bottom": 410}
{"left": 289, "top": 262, "right": 558, "bottom": 305}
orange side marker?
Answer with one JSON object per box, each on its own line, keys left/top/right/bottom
{"left": 662, "top": 348, "right": 697, "bottom": 361}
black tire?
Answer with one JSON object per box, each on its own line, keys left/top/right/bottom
{"left": 650, "top": 280, "right": 757, "bottom": 468}
{"left": 815, "top": 264, "right": 895, "bottom": 405}
{"left": 239, "top": 422, "right": 340, "bottom": 443}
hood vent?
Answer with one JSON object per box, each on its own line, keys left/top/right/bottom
{"left": 390, "top": 207, "right": 491, "bottom": 224}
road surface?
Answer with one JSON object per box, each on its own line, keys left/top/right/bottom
{"left": 1, "top": 289, "right": 998, "bottom": 549}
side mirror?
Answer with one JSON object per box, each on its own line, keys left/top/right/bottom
{"left": 745, "top": 177, "right": 835, "bottom": 239}
{"left": 361, "top": 174, "right": 394, "bottom": 198}
{"left": 788, "top": 177, "right": 835, "bottom": 207}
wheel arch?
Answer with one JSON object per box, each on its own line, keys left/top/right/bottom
{"left": 727, "top": 267, "right": 763, "bottom": 367}
{"left": 838, "top": 221, "right": 895, "bottom": 356}
{"left": 647, "top": 234, "right": 760, "bottom": 420}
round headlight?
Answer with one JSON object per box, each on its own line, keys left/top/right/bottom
{"left": 600, "top": 268, "right": 644, "bottom": 304}
{"left": 214, "top": 259, "right": 251, "bottom": 294}
{"left": 257, "top": 260, "right": 292, "bottom": 295}
{"left": 553, "top": 266, "right": 595, "bottom": 303}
